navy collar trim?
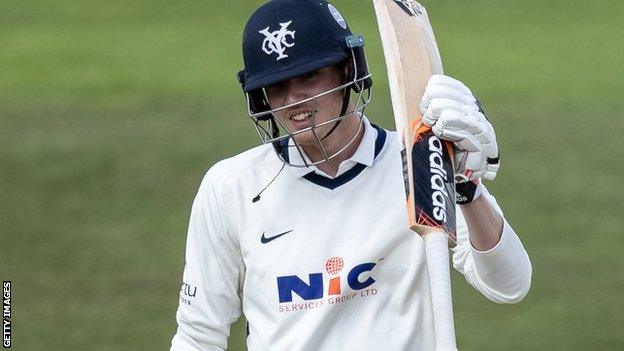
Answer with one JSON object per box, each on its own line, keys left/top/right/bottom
{"left": 281, "top": 124, "right": 387, "bottom": 190}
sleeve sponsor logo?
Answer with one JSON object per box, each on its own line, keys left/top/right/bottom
{"left": 179, "top": 282, "right": 197, "bottom": 306}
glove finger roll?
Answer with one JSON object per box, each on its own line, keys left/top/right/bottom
{"left": 423, "top": 99, "right": 477, "bottom": 126}
{"left": 436, "top": 111, "right": 485, "bottom": 136}
{"left": 420, "top": 84, "right": 476, "bottom": 113}
{"left": 429, "top": 74, "right": 473, "bottom": 96}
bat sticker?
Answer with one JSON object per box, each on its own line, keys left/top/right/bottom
{"left": 408, "top": 125, "right": 457, "bottom": 241}
{"left": 393, "top": 0, "right": 424, "bottom": 16}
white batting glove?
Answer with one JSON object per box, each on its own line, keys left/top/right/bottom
{"left": 421, "top": 74, "right": 500, "bottom": 183}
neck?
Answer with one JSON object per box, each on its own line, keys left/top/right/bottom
{"left": 302, "top": 115, "right": 365, "bottom": 177}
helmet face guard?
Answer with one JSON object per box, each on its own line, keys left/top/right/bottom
{"left": 238, "top": 36, "right": 373, "bottom": 168}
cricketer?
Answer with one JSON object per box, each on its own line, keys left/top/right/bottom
{"left": 170, "top": 1, "right": 532, "bottom": 350}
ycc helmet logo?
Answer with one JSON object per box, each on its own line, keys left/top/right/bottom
{"left": 259, "top": 21, "right": 296, "bottom": 61}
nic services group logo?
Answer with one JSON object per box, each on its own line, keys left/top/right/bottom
{"left": 276, "top": 257, "right": 379, "bottom": 313}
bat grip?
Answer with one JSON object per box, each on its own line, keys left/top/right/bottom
{"left": 424, "top": 231, "right": 458, "bottom": 351}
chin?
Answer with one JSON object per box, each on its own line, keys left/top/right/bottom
{"left": 291, "top": 131, "right": 319, "bottom": 147}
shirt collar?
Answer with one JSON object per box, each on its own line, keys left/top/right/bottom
{"left": 287, "top": 116, "right": 379, "bottom": 179}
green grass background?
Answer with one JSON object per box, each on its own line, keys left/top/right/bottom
{"left": 1, "top": 0, "right": 623, "bottom": 350}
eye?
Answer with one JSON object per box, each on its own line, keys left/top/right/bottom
{"left": 266, "top": 82, "right": 284, "bottom": 95}
{"left": 300, "top": 70, "right": 318, "bottom": 79}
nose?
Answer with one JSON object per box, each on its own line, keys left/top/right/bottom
{"left": 281, "top": 78, "right": 310, "bottom": 107}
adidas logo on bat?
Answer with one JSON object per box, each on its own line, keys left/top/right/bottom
{"left": 428, "top": 136, "right": 449, "bottom": 222}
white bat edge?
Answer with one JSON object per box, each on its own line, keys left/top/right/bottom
{"left": 372, "top": 0, "right": 408, "bottom": 134}
{"left": 424, "top": 231, "right": 458, "bottom": 351}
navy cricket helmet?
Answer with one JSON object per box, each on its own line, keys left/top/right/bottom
{"left": 239, "top": 0, "right": 371, "bottom": 92}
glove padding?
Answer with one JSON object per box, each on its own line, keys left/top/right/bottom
{"left": 421, "top": 74, "right": 500, "bottom": 183}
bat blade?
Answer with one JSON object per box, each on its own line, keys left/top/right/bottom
{"left": 373, "top": 1, "right": 458, "bottom": 349}
{"left": 373, "top": 0, "right": 455, "bottom": 239}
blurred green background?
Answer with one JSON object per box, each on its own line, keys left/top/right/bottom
{"left": 1, "top": 0, "right": 623, "bottom": 350}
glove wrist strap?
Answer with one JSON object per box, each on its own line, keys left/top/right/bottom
{"left": 456, "top": 179, "right": 483, "bottom": 204}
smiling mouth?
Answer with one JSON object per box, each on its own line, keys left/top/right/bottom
{"left": 289, "top": 111, "right": 313, "bottom": 122}
{"left": 286, "top": 111, "right": 316, "bottom": 132}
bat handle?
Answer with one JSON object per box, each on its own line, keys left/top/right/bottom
{"left": 424, "top": 231, "right": 458, "bottom": 351}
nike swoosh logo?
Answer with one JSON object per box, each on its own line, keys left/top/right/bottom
{"left": 261, "top": 230, "right": 294, "bottom": 244}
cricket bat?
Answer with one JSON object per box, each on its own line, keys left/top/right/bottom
{"left": 372, "top": 0, "right": 458, "bottom": 349}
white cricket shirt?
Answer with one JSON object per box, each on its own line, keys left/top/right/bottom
{"left": 170, "top": 118, "right": 532, "bottom": 351}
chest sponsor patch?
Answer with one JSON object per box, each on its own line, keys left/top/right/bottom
{"left": 275, "top": 256, "right": 381, "bottom": 312}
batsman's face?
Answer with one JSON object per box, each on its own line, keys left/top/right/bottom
{"left": 265, "top": 64, "right": 348, "bottom": 147}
